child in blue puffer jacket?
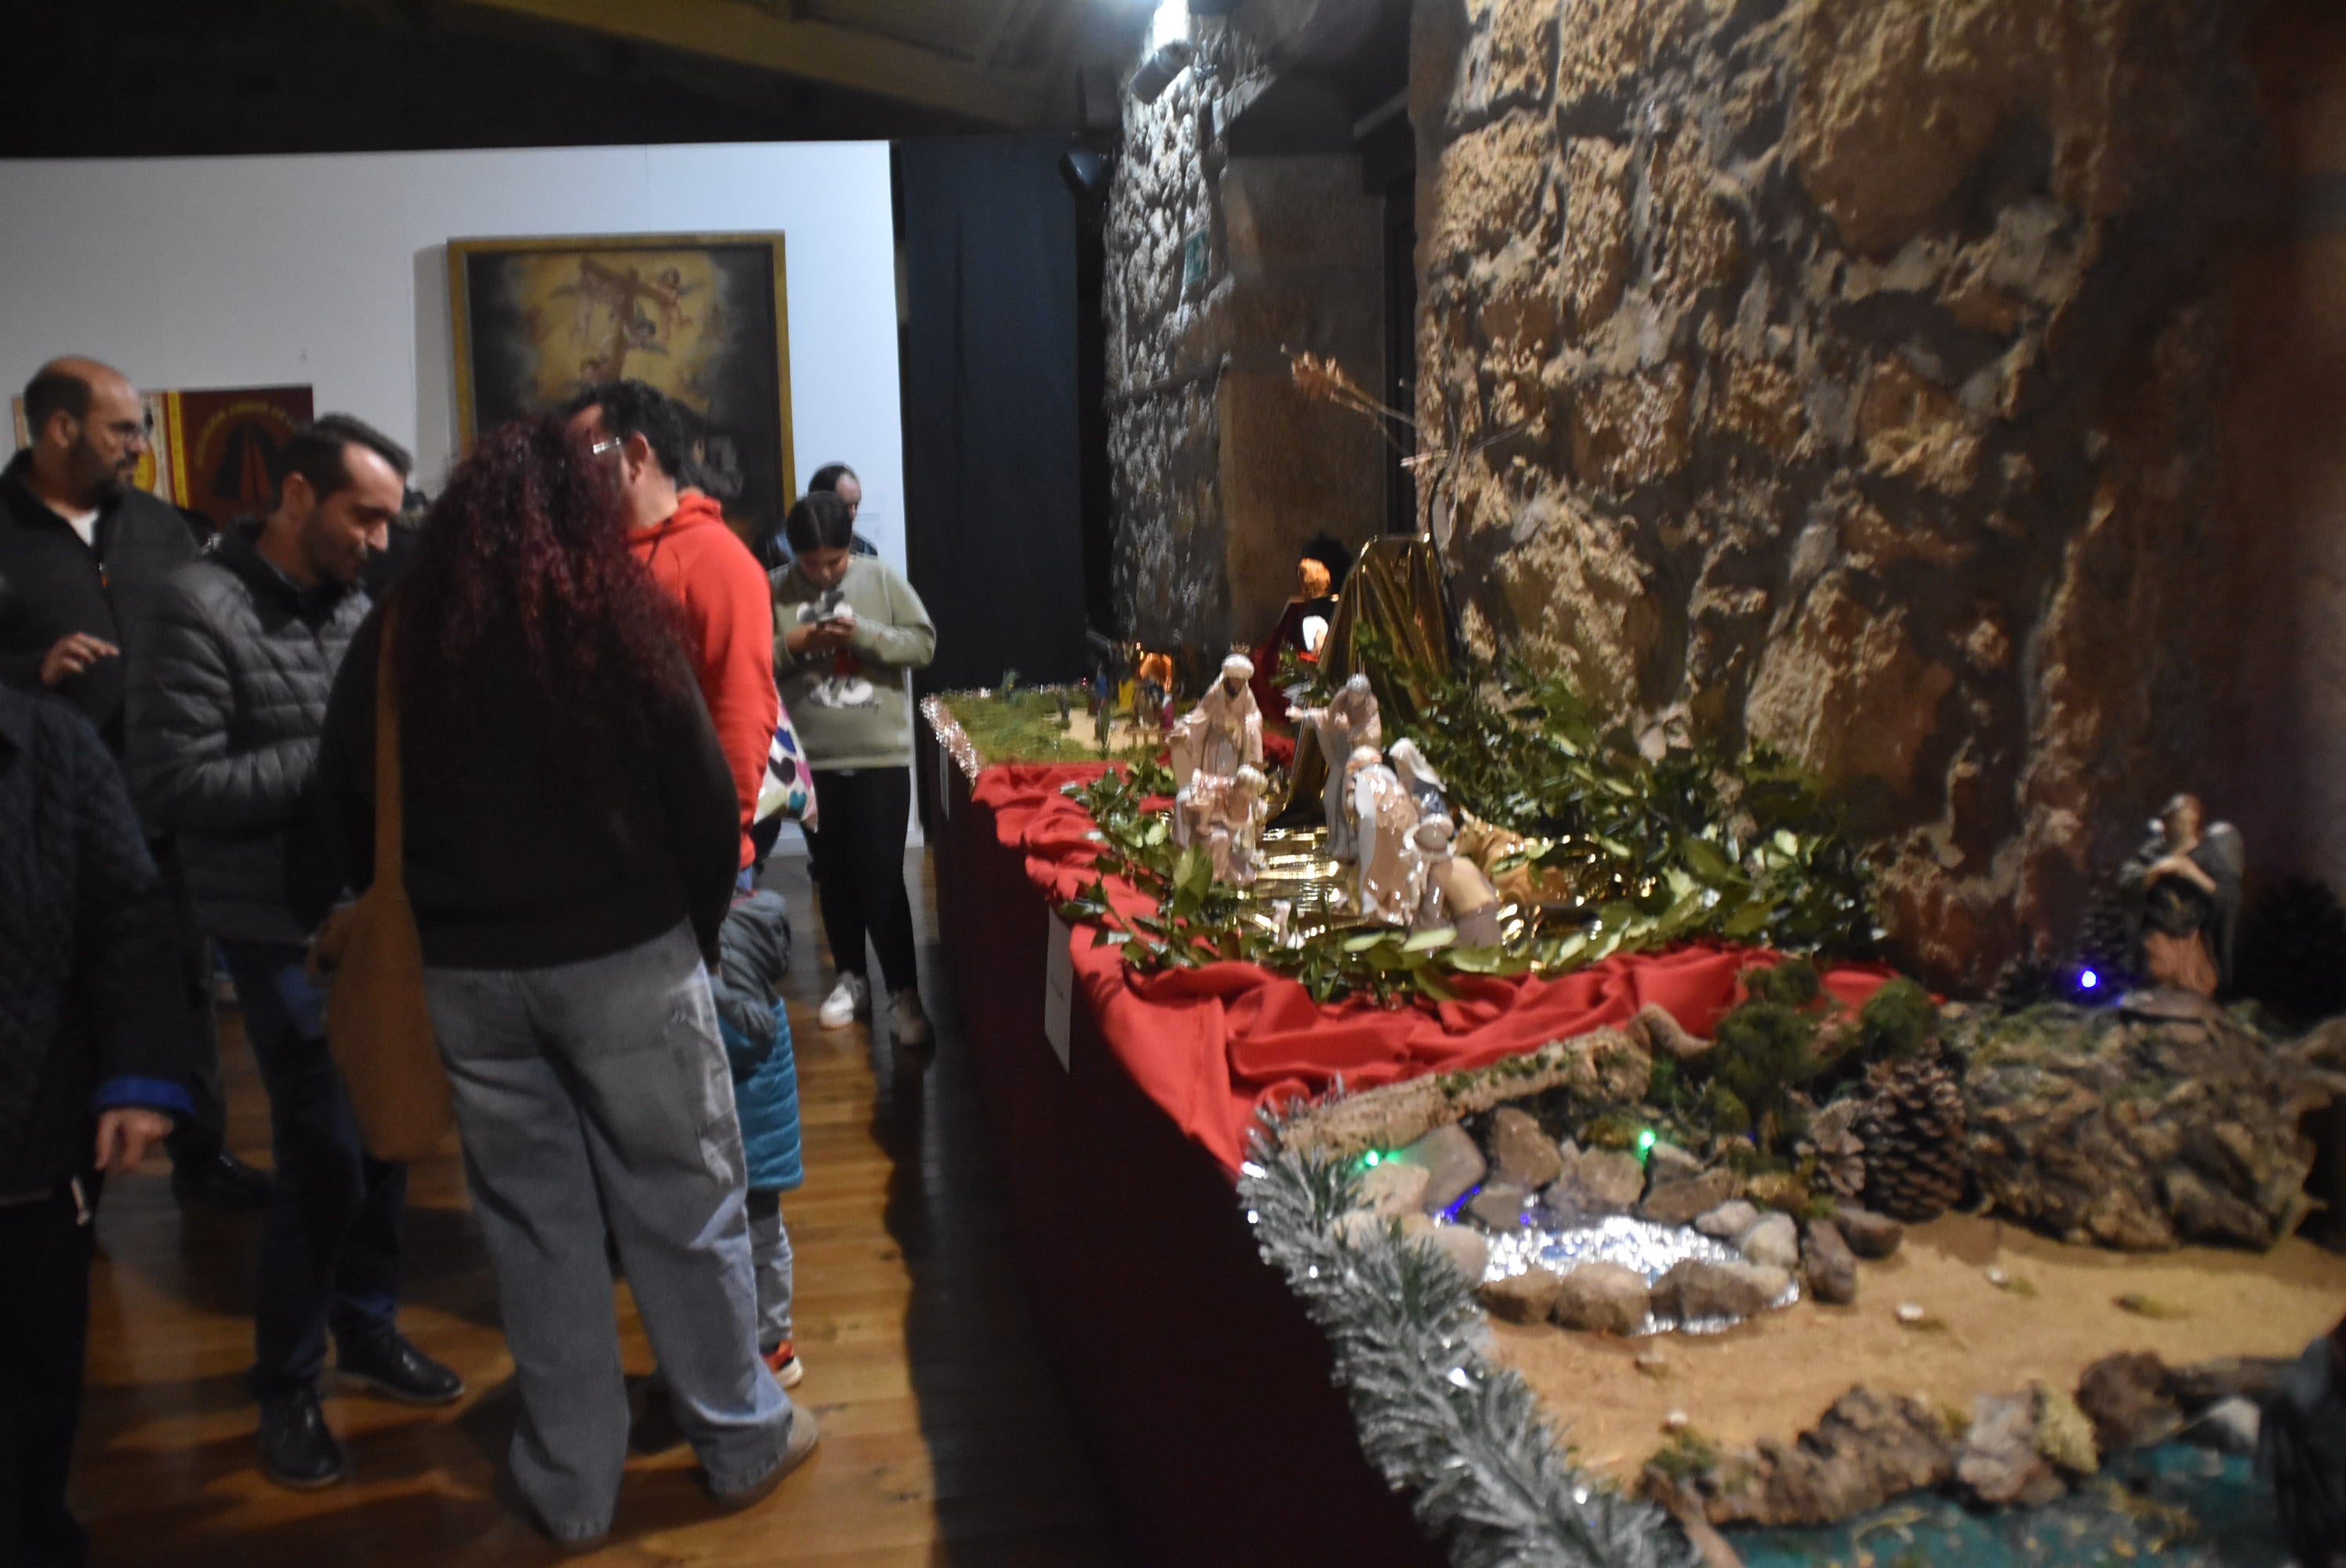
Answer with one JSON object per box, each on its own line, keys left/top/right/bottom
{"left": 711, "top": 890, "right": 804, "bottom": 1385}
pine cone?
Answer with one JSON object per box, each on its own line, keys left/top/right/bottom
{"left": 1854, "top": 1051, "right": 1968, "bottom": 1222}
{"left": 2235, "top": 876, "right": 2346, "bottom": 1026}
{"left": 2069, "top": 882, "right": 2137, "bottom": 997}
{"left": 1990, "top": 950, "right": 2061, "bottom": 1014}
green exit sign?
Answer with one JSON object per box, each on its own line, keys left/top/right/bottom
{"left": 1182, "top": 229, "right": 1209, "bottom": 291}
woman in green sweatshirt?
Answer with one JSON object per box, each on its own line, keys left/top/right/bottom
{"left": 772, "top": 491, "right": 938, "bottom": 1045}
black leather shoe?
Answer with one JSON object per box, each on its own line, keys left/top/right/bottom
{"left": 170, "top": 1150, "right": 272, "bottom": 1210}
{"left": 338, "top": 1332, "right": 465, "bottom": 1406}
{"left": 258, "top": 1390, "right": 347, "bottom": 1490}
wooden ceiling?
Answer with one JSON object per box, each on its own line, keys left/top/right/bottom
{"left": 454, "top": 0, "right": 1146, "bottom": 129}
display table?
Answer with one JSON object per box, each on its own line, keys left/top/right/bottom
{"left": 917, "top": 734, "right": 1891, "bottom": 1566}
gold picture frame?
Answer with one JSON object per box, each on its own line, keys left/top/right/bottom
{"left": 447, "top": 230, "right": 796, "bottom": 529}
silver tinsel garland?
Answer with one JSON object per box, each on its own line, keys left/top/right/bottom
{"left": 1239, "top": 1126, "right": 1698, "bottom": 1568}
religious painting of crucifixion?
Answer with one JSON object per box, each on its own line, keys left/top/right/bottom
{"left": 448, "top": 231, "right": 796, "bottom": 538}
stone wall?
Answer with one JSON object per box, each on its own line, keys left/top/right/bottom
{"left": 1106, "top": 22, "right": 1389, "bottom": 663}
{"left": 1411, "top": 0, "right": 2279, "bottom": 988}
{"left": 2226, "top": 7, "right": 2346, "bottom": 898}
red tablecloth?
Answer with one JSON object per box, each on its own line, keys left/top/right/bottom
{"left": 974, "top": 761, "right": 1898, "bottom": 1173}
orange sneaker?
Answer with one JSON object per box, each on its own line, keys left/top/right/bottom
{"left": 764, "top": 1342, "right": 803, "bottom": 1389}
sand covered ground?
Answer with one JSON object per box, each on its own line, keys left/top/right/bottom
{"left": 1491, "top": 1214, "right": 2346, "bottom": 1480}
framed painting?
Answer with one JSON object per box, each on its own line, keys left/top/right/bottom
{"left": 448, "top": 232, "right": 796, "bottom": 535}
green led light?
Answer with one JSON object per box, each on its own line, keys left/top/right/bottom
{"left": 1636, "top": 1130, "right": 1658, "bottom": 1157}
{"left": 1362, "top": 1150, "right": 1382, "bottom": 1168}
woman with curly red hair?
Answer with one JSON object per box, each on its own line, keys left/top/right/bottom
{"left": 312, "top": 416, "right": 815, "bottom": 1548}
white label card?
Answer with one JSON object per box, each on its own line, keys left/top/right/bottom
{"left": 1044, "top": 909, "right": 1075, "bottom": 1071}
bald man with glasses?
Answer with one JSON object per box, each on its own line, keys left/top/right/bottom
{"left": 0, "top": 357, "right": 271, "bottom": 1213}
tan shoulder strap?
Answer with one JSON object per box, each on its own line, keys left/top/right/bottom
{"left": 372, "top": 608, "right": 405, "bottom": 891}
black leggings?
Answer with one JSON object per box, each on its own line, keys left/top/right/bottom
{"left": 802, "top": 767, "right": 918, "bottom": 995}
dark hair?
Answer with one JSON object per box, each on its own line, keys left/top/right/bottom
{"left": 284, "top": 414, "right": 412, "bottom": 504}
{"left": 563, "top": 379, "right": 690, "bottom": 478}
{"left": 24, "top": 367, "right": 91, "bottom": 433}
{"left": 785, "top": 489, "right": 856, "bottom": 556}
{"left": 395, "top": 416, "right": 685, "bottom": 779}
{"left": 808, "top": 462, "right": 858, "bottom": 495}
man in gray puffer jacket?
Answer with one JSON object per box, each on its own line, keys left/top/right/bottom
{"left": 125, "top": 415, "right": 461, "bottom": 1493}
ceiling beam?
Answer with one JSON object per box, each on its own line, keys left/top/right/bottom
{"left": 452, "top": 0, "right": 1053, "bottom": 127}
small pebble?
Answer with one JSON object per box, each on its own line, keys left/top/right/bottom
{"left": 1897, "top": 1302, "right": 1926, "bottom": 1324}
{"left": 1664, "top": 1410, "right": 1690, "bottom": 1432}
{"left": 1985, "top": 1266, "right": 2010, "bottom": 1288}
{"left": 1634, "top": 1348, "right": 1669, "bottom": 1374}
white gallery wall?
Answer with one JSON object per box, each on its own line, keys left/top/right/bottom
{"left": 0, "top": 141, "right": 908, "bottom": 571}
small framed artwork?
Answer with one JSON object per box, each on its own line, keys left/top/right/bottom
{"left": 448, "top": 231, "right": 796, "bottom": 534}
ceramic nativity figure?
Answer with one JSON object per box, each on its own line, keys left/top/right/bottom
{"left": 1346, "top": 744, "right": 1424, "bottom": 923}
{"left": 2119, "top": 792, "right": 2244, "bottom": 997}
{"left": 1196, "top": 764, "right": 1269, "bottom": 886}
{"left": 1295, "top": 673, "right": 1382, "bottom": 859}
{"left": 1171, "top": 653, "right": 1264, "bottom": 790}
{"left": 1412, "top": 816, "right": 1502, "bottom": 948}
{"left": 1388, "top": 738, "right": 1451, "bottom": 829}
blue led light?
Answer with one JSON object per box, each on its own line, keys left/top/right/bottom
{"left": 2079, "top": 968, "right": 2099, "bottom": 991}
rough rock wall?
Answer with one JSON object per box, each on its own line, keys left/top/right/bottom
{"left": 1412, "top": 0, "right": 2269, "bottom": 988}
{"left": 2225, "top": 9, "right": 2346, "bottom": 895}
{"left": 1107, "top": 25, "right": 1389, "bottom": 662}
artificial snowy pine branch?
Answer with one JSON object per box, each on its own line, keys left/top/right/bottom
{"left": 1238, "top": 1143, "right": 1698, "bottom": 1568}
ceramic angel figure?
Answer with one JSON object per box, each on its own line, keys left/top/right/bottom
{"left": 1171, "top": 653, "right": 1264, "bottom": 790}
{"left": 2120, "top": 793, "right": 2244, "bottom": 996}
{"left": 1412, "top": 818, "right": 1502, "bottom": 948}
{"left": 1387, "top": 738, "right": 1451, "bottom": 829}
{"left": 1295, "top": 673, "right": 1382, "bottom": 859}
{"left": 1346, "top": 745, "right": 1423, "bottom": 923}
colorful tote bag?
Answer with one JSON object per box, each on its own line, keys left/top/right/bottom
{"left": 757, "top": 693, "right": 815, "bottom": 825}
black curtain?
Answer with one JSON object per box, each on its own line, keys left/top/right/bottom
{"left": 895, "top": 137, "right": 1090, "bottom": 691}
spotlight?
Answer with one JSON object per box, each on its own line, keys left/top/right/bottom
{"left": 1059, "top": 147, "right": 1112, "bottom": 200}
{"left": 1129, "top": 39, "right": 1193, "bottom": 105}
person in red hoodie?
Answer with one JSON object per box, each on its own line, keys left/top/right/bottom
{"left": 565, "top": 382, "right": 776, "bottom": 880}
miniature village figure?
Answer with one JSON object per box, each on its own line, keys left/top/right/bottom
{"left": 1171, "top": 653, "right": 1264, "bottom": 789}
{"left": 1346, "top": 745, "right": 1423, "bottom": 923}
{"left": 2120, "top": 792, "right": 2244, "bottom": 996}
{"left": 1295, "top": 673, "right": 1383, "bottom": 860}
{"left": 1135, "top": 652, "right": 1175, "bottom": 734}
{"left": 1388, "top": 737, "right": 1451, "bottom": 829}
{"left": 1412, "top": 817, "right": 1502, "bottom": 947}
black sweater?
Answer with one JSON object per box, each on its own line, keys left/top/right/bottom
{"left": 313, "top": 605, "right": 740, "bottom": 971}
{"left": 0, "top": 454, "right": 202, "bottom": 750}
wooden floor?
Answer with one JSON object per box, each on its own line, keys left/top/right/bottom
{"left": 75, "top": 850, "right": 1127, "bottom": 1566}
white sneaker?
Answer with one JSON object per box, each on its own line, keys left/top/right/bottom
{"left": 818, "top": 973, "right": 868, "bottom": 1029}
{"left": 891, "top": 989, "right": 934, "bottom": 1049}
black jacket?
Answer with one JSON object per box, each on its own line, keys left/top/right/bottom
{"left": 0, "top": 687, "right": 192, "bottom": 1196}
{"left": 0, "top": 452, "right": 202, "bottom": 750}
{"left": 125, "top": 521, "right": 369, "bottom": 945}
{"left": 315, "top": 603, "right": 740, "bottom": 971}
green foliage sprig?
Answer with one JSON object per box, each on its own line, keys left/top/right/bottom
{"left": 1388, "top": 630, "right": 1879, "bottom": 964}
